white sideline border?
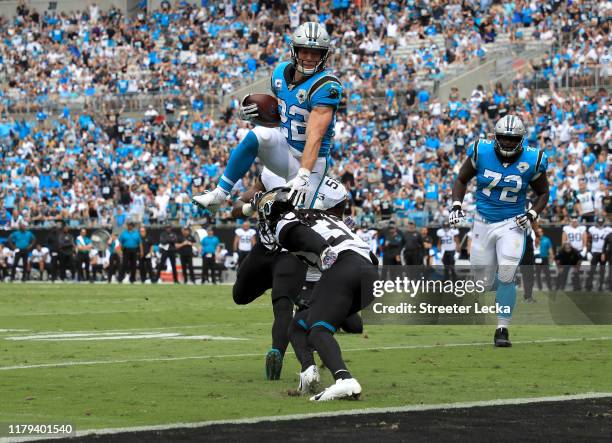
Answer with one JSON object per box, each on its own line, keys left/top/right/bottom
{"left": 1, "top": 336, "right": 611, "bottom": 371}
{"left": 2, "top": 392, "right": 611, "bottom": 443}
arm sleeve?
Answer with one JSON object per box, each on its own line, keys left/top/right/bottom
{"left": 275, "top": 213, "right": 328, "bottom": 254}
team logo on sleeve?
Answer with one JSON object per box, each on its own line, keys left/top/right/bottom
{"left": 274, "top": 79, "right": 282, "bottom": 92}
{"left": 329, "top": 86, "right": 340, "bottom": 98}
{"left": 296, "top": 89, "right": 307, "bottom": 104}
{"left": 517, "top": 162, "right": 530, "bottom": 173}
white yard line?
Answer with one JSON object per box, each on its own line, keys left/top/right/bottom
{"left": 2, "top": 392, "right": 611, "bottom": 443}
{"left": 1, "top": 336, "right": 610, "bottom": 371}
{"left": 0, "top": 323, "right": 271, "bottom": 336}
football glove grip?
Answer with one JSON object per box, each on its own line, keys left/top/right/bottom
{"left": 238, "top": 95, "right": 259, "bottom": 122}
{"left": 515, "top": 209, "right": 538, "bottom": 231}
{"left": 287, "top": 168, "right": 310, "bottom": 208}
{"left": 448, "top": 201, "right": 465, "bottom": 228}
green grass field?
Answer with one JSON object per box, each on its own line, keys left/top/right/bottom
{"left": 1, "top": 284, "right": 611, "bottom": 432}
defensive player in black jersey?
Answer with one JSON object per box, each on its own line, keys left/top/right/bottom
{"left": 231, "top": 168, "right": 362, "bottom": 381}
{"left": 256, "top": 188, "right": 378, "bottom": 401}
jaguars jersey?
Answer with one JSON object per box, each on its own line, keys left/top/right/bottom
{"left": 467, "top": 139, "right": 548, "bottom": 223}
{"left": 275, "top": 210, "right": 374, "bottom": 269}
{"left": 588, "top": 226, "right": 611, "bottom": 253}
{"left": 270, "top": 61, "right": 342, "bottom": 156}
{"left": 563, "top": 225, "right": 586, "bottom": 250}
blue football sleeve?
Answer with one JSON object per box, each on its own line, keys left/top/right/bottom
{"left": 309, "top": 79, "right": 343, "bottom": 109}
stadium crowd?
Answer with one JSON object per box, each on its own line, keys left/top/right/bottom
{"left": 0, "top": 0, "right": 609, "bottom": 233}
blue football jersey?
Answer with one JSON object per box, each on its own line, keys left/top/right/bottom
{"left": 467, "top": 139, "right": 548, "bottom": 222}
{"left": 270, "top": 61, "right": 342, "bottom": 157}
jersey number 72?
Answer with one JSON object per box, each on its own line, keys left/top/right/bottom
{"left": 482, "top": 169, "right": 522, "bottom": 203}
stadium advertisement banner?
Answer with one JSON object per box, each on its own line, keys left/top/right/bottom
{"left": 362, "top": 266, "right": 612, "bottom": 325}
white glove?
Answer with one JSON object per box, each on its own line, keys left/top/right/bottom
{"left": 587, "top": 252, "right": 593, "bottom": 261}
{"left": 515, "top": 209, "right": 537, "bottom": 231}
{"left": 238, "top": 95, "right": 259, "bottom": 122}
{"left": 454, "top": 251, "right": 460, "bottom": 261}
{"left": 286, "top": 168, "right": 310, "bottom": 207}
{"left": 448, "top": 201, "right": 465, "bottom": 228}
{"left": 320, "top": 246, "right": 338, "bottom": 271}
{"left": 581, "top": 248, "right": 587, "bottom": 259}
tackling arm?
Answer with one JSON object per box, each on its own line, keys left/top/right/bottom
{"left": 231, "top": 175, "right": 266, "bottom": 218}
{"left": 277, "top": 222, "right": 328, "bottom": 255}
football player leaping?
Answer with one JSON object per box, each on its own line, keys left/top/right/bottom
{"left": 450, "top": 115, "right": 549, "bottom": 347}
{"left": 193, "top": 22, "right": 342, "bottom": 211}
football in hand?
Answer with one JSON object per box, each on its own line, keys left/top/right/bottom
{"left": 243, "top": 93, "right": 281, "bottom": 128}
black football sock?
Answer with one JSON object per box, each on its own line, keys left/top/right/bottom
{"left": 307, "top": 326, "right": 351, "bottom": 380}
{"left": 271, "top": 297, "right": 293, "bottom": 355}
{"left": 288, "top": 316, "right": 316, "bottom": 371}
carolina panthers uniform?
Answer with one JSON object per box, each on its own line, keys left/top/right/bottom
{"left": 467, "top": 139, "right": 548, "bottom": 284}
{"left": 237, "top": 63, "right": 342, "bottom": 208}
{"left": 271, "top": 61, "right": 342, "bottom": 156}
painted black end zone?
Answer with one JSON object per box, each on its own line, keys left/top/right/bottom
{"left": 52, "top": 398, "right": 612, "bottom": 443}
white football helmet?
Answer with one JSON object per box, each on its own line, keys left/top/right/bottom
{"left": 493, "top": 114, "right": 526, "bottom": 159}
{"left": 290, "top": 22, "right": 332, "bottom": 76}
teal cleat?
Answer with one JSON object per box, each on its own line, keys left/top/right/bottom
{"left": 265, "top": 349, "right": 283, "bottom": 380}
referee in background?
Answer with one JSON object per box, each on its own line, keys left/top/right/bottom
{"left": 119, "top": 222, "right": 141, "bottom": 283}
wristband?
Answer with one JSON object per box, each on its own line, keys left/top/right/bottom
{"left": 452, "top": 200, "right": 462, "bottom": 210}
{"left": 527, "top": 209, "right": 538, "bottom": 220}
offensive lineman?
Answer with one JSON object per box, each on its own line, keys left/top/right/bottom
{"left": 449, "top": 115, "right": 549, "bottom": 347}
{"left": 255, "top": 188, "right": 378, "bottom": 401}
{"left": 193, "top": 22, "right": 342, "bottom": 211}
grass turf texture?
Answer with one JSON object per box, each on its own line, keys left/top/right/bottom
{"left": 0, "top": 284, "right": 611, "bottom": 430}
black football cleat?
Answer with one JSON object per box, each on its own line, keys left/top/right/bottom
{"left": 494, "top": 327, "right": 512, "bottom": 347}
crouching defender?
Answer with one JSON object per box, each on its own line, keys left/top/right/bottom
{"left": 256, "top": 188, "right": 377, "bottom": 401}
{"left": 450, "top": 115, "right": 549, "bottom": 347}
{"left": 232, "top": 168, "right": 362, "bottom": 381}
